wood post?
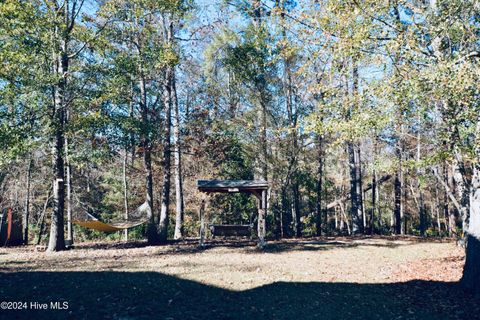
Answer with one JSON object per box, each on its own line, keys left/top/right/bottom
{"left": 257, "top": 190, "right": 267, "bottom": 248}
{"left": 199, "top": 197, "right": 206, "bottom": 248}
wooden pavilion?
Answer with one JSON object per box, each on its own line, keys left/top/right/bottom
{"left": 197, "top": 180, "right": 269, "bottom": 248}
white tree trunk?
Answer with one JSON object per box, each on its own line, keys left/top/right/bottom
{"left": 172, "top": 68, "right": 184, "bottom": 240}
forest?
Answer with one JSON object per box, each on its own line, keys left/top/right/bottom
{"left": 1, "top": 0, "right": 480, "bottom": 318}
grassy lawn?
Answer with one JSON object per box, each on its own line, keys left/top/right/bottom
{"left": 0, "top": 237, "right": 477, "bottom": 319}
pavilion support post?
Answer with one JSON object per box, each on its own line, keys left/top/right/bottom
{"left": 199, "top": 197, "right": 207, "bottom": 248}
{"left": 257, "top": 189, "right": 267, "bottom": 248}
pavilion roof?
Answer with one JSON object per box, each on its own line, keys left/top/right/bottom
{"left": 197, "top": 180, "right": 268, "bottom": 193}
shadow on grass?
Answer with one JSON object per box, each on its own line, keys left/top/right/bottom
{"left": 73, "top": 241, "right": 151, "bottom": 250}
{"left": 76, "top": 238, "right": 258, "bottom": 255}
{"left": 259, "top": 238, "right": 423, "bottom": 253}
{"left": 0, "top": 271, "right": 477, "bottom": 320}
{"left": 197, "top": 236, "right": 455, "bottom": 253}
{"left": 60, "top": 236, "right": 454, "bottom": 255}
{"left": 73, "top": 238, "right": 206, "bottom": 250}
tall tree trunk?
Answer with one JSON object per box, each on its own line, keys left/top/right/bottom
{"left": 370, "top": 169, "right": 377, "bottom": 235}
{"left": 403, "top": 177, "right": 409, "bottom": 235}
{"left": 348, "top": 58, "right": 363, "bottom": 234}
{"left": 259, "top": 99, "right": 268, "bottom": 182}
{"left": 435, "top": 195, "right": 441, "bottom": 232}
{"left": 334, "top": 205, "right": 338, "bottom": 230}
{"left": 377, "top": 184, "right": 383, "bottom": 229}
{"left": 394, "top": 173, "right": 402, "bottom": 235}
{"left": 316, "top": 134, "right": 323, "bottom": 236}
{"left": 123, "top": 150, "right": 129, "bottom": 241}
{"left": 129, "top": 83, "right": 136, "bottom": 166}
{"left": 158, "top": 85, "right": 172, "bottom": 243}
{"left": 391, "top": 2, "right": 405, "bottom": 236}
{"left": 394, "top": 136, "right": 404, "bottom": 235}
{"left": 124, "top": 90, "right": 135, "bottom": 241}
{"left": 353, "top": 61, "right": 364, "bottom": 232}
{"left": 339, "top": 204, "right": 344, "bottom": 231}
{"left": 370, "top": 135, "right": 380, "bottom": 234}
{"left": 48, "top": 13, "right": 69, "bottom": 251}
{"left": 22, "top": 157, "right": 32, "bottom": 245}
{"left": 251, "top": 0, "right": 268, "bottom": 182}
{"left": 417, "top": 128, "right": 426, "bottom": 236}
{"left": 279, "top": 0, "right": 299, "bottom": 237}
{"left": 49, "top": 129, "right": 65, "bottom": 252}
{"left": 251, "top": 0, "right": 268, "bottom": 245}
{"left": 65, "top": 135, "right": 73, "bottom": 243}
{"left": 158, "top": 21, "right": 174, "bottom": 242}
{"left": 461, "top": 117, "right": 480, "bottom": 293}
{"left": 348, "top": 143, "right": 362, "bottom": 233}
{"left": 292, "top": 183, "right": 301, "bottom": 237}
{"left": 279, "top": 198, "right": 284, "bottom": 238}
{"left": 172, "top": 68, "right": 184, "bottom": 240}
{"left": 140, "top": 76, "right": 155, "bottom": 244}
{"left": 453, "top": 155, "right": 470, "bottom": 235}
{"left": 356, "top": 144, "right": 364, "bottom": 231}
{"left": 444, "top": 165, "right": 455, "bottom": 236}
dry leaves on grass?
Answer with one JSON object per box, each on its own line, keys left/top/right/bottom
{"left": 392, "top": 247, "right": 465, "bottom": 282}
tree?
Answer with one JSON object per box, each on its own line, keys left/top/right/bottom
{"left": 159, "top": 7, "right": 186, "bottom": 243}
{"left": 158, "top": 19, "right": 174, "bottom": 242}
{"left": 172, "top": 60, "right": 185, "bottom": 240}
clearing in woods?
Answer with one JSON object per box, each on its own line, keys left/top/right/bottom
{"left": 0, "top": 237, "right": 477, "bottom": 320}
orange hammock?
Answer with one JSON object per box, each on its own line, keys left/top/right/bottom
{"left": 73, "top": 203, "right": 149, "bottom": 232}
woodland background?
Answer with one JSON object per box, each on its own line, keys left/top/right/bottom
{"left": 0, "top": 0, "right": 479, "bottom": 249}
